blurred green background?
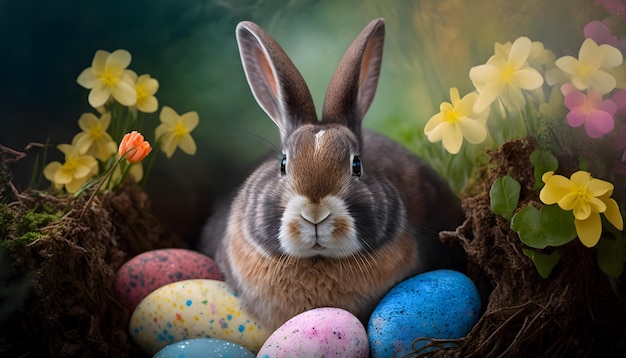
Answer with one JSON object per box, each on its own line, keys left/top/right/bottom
{"left": 0, "top": 0, "right": 603, "bottom": 243}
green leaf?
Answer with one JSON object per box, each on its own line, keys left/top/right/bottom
{"left": 597, "top": 236, "right": 625, "bottom": 278}
{"left": 511, "top": 205, "right": 577, "bottom": 249}
{"left": 529, "top": 149, "right": 558, "bottom": 190}
{"left": 523, "top": 248, "right": 561, "bottom": 278}
{"left": 490, "top": 175, "right": 521, "bottom": 221}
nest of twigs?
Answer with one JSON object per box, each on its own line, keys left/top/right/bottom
{"left": 422, "top": 139, "right": 626, "bottom": 357}
{"left": 0, "top": 145, "right": 185, "bottom": 357}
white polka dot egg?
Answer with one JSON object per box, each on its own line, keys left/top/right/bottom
{"left": 129, "top": 279, "right": 271, "bottom": 355}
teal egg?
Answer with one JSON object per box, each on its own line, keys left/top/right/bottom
{"left": 367, "top": 269, "right": 481, "bottom": 357}
{"left": 153, "top": 338, "right": 255, "bottom": 358}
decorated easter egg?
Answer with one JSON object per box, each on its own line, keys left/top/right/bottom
{"left": 153, "top": 338, "right": 255, "bottom": 358}
{"left": 129, "top": 279, "right": 271, "bottom": 355}
{"left": 368, "top": 269, "right": 481, "bottom": 357}
{"left": 114, "top": 248, "right": 224, "bottom": 311}
{"left": 257, "top": 307, "right": 369, "bottom": 357}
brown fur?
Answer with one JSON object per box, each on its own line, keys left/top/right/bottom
{"left": 225, "top": 206, "right": 419, "bottom": 330}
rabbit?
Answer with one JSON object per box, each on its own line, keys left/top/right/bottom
{"left": 198, "top": 18, "right": 465, "bottom": 331}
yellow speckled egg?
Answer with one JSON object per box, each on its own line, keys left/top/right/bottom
{"left": 129, "top": 279, "right": 271, "bottom": 355}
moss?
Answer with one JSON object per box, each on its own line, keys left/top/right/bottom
{"left": 15, "top": 210, "right": 60, "bottom": 236}
{"left": 0, "top": 203, "right": 60, "bottom": 251}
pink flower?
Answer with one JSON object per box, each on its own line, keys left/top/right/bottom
{"left": 596, "top": 0, "right": 626, "bottom": 16}
{"left": 611, "top": 89, "right": 626, "bottom": 116}
{"left": 584, "top": 20, "right": 626, "bottom": 55}
{"left": 563, "top": 85, "right": 617, "bottom": 138}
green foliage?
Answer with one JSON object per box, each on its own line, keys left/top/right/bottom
{"left": 529, "top": 149, "right": 558, "bottom": 190}
{"left": 511, "top": 205, "right": 577, "bottom": 249}
{"left": 0, "top": 204, "right": 59, "bottom": 251}
{"left": 596, "top": 235, "right": 625, "bottom": 278}
{"left": 522, "top": 248, "right": 561, "bottom": 278}
{"left": 490, "top": 175, "right": 521, "bottom": 221}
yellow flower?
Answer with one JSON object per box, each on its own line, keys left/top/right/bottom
{"left": 43, "top": 144, "right": 98, "bottom": 193}
{"left": 76, "top": 49, "right": 137, "bottom": 108}
{"left": 555, "top": 38, "right": 623, "bottom": 95}
{"left": 540, "top": 171, "right": 623, "bottom": 247}
{"left": 72, "top": 112, "right": 117, "bottom": 161}
{"left": 469, "top": 37, "right": 544, "bottom": 113}
{"left": 128, "top": 70, "right": 159, "bottom": 113}
{"left": 424, "top": 88, "right": 489, "bottom": 154}
{"left": 155, "top": 106, "right": 199, "bottom": 158}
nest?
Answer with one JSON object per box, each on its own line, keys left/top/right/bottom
{"left": 0, "top": 145, "right": 185, "bottom": 357}
{"left": 426, "top": 139, "right": 626, "bottom": 357}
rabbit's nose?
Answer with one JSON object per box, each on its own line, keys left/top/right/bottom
{"left": 300, "top": 208, "right": 331, "bottom": 225}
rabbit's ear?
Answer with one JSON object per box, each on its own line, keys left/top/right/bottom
{"left": 322, "top": 19, "right": 385, "bottom": 136}
{"left": 236, "top": 21, "right": 318, "bottom": 142}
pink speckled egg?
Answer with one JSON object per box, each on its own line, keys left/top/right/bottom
{"left": 257, "top": 307, "right": 369, "bottom": 357}
{"left": 114, "top": 249, "right": 224, "bottom": 312}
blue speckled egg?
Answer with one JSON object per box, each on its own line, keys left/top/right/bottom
{"left": 153, "top": 337, "right": 255, "bottom": 358}
{"left": 367, "top": 269, "right": 481, "bottom": 357}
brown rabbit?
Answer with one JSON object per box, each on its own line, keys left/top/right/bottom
{"left": 199, "top": 18, "right": 465, "bottom": 330}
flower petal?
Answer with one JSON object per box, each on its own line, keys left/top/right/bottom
{"left": 587, "top": 70, "right": 617, "bottom": 94}
{"left": 160, "top": 106, "right": 179, "bottom": 126}
{"left": 584, "top": 109, "right": 615, "bottom": 138}
{"left": 555, "top": 56, "right": 579, "bottom": 76}
{"left": 43, "top": 162, "right": 61, "bottom": 182}
{"left": 587, "top": 177, "right": 613, "bottom": 197}
{"left": 106, "top": 49, "right": 132, "bottom": 74}
{"left": 602, "top": 197, "right": 624, "bottom": 230}
{"left": 512, "top": 68, "right": 544, "bottom": 90}
{"left": 138, "top": 96, "right": 158, "bottom": 113}
{"left": 599, "top": 43, "right": 623, "bottom": 68}
{"left": 111, "top": 78, "right": 137, "bottom": 106}
{"left": 574, "top": 214, "right": 602, "bottom": 247}
{"left": 76, "top": 68, "right": 97, "bottom": 89}
{"left": 92, "top": 50, "right": 110, "bottom": 71}
{"left": 88, "top": 84, "right": 111, "bottom": 108}
{"left": 449, "top": 87, "right": 461, "bottom": 105}
{"left": 567, "top": 108, "right": 587, "bottom": 128}
{"left": 473, "top": 81, "right": 504, "bottom": 113}
{"left": 563, "top": 90, "right": 585, "bottom": 110}
{"left": 578, "top": 38, "right": 603, "bottom": 70}
{"left": 77, "top": 113, "right": 99, "bottom": 131}
{"left": 440, "top": 124, "right": 463, "bottom": 154}
{"left": 540, "top": 173, "right": 573, "bottom": 204}
{"left": 469, "top": 64, "right": 499, "bottom": 89}
{"left": 177, "top": 134, "right": 197, "bottom": 155}
{"left": 181, "top": 111, "right": 199, "bottom": 131}
{"left": 458, "top": 118, "right": 487, "bottom": 144}
{"left": 508, "top": 37, "right": 532, "bottom": 70}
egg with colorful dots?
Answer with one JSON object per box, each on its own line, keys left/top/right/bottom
{"left": 114, "top": 248, "right": 224, "bottom": 312}
{"left": 129, "top": 279, "right": 271, "bottom": 355}
{"left": 257, "top": 307, "right": 369, "bottom": 357}
{"left": 367, "top": 269, "right": 481, "bottom": 357}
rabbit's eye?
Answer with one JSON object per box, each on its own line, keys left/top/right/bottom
{"left": 280, "top": 154, "right": 287, "bottom": 175}
{"left": 352, "top": 156, "right": 362, "bottom": 177}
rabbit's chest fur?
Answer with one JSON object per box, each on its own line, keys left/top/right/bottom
{"left": 224, "top": 209, "right": 419, "bottom": 329}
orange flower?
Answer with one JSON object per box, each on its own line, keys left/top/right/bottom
{"left": 119, "top": 131, "right": 151, "bottom": 163}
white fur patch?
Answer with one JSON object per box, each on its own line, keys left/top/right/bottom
{"left": 314, "top": 130, "right": 326, "bottom": 152}
{"left": 279, "top": 194, "right": 359, "bottom": 258}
